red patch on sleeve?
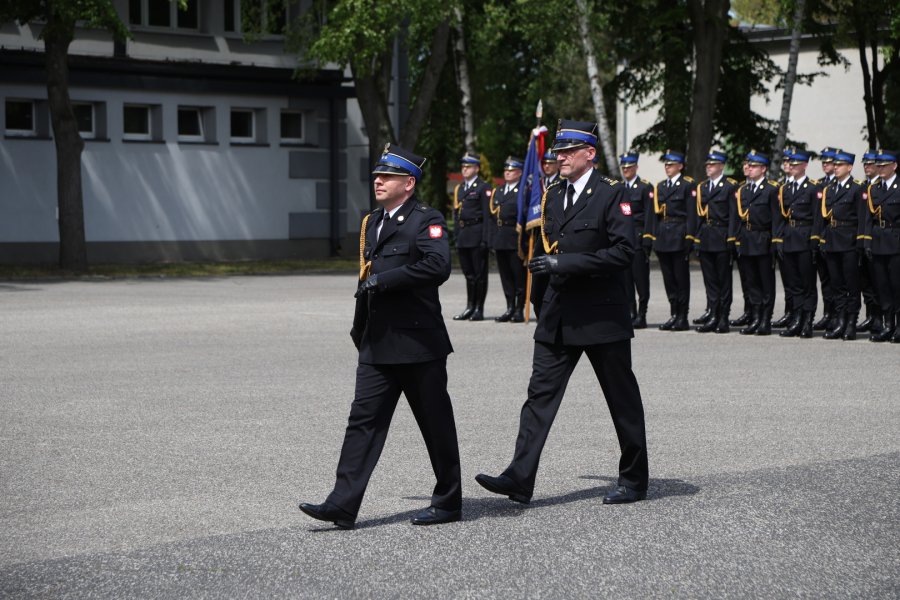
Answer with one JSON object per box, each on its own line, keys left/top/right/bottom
{"left": 620, "top": 203, "right": 632, "bottom": 216}
{"left": 485, "top": 189, "right": 492, "bottom": 197}
{"left": 429, "top": 225, "right": 443, "bottom": 238}
{"left": 691, "top": 190, "right": 697, "bottom": 197}
{"left": 862, "top": 193, "right": 868, "bottom": 200}
{"left": 816, "top": 191, "right": 823, "bottom": 198}
{"left": 648, "top": 191, "right": 654, "bottom": 197}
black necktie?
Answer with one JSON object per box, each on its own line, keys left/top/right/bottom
{"left": 666, "top": 180, "right": 672, "bottom": 190}
{"left": 377, "top": 213, "right": 390, "bottom": 241}
{"left": 565, "top": 185, "right": 576, "bottom": 212}
{"left": 708, "top": 181, "right": 714, "bottom": 193}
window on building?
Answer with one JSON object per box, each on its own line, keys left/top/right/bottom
{"left": 123, "top": 104, "right": 152, "bottom": 140}
{"left": 225, "top": 0, "right": 290, "bottom": 35}
{"left": 224, "top": 0, "right": 236, "bottom": 31}
{"left": 72, "top": 103, "right": 95, "bottom": 139}
{"left": 130, "top": 0, "right": 198, "bottom": 30}
{"left": 230, "top": 109, "right": 255, "bottom": 143}
{"left": 5, "top": 99, "right": 35, "bottom": 136}
{"left": 280, "top": 111, "right": 304, "bottom": 143}
{"left": 178, "top": 107, "right": 204, "bottom": 141}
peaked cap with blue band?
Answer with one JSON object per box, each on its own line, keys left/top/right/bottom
{"left": 619, "top": 151, "right": 639, "bottom": 164}
{"left": 660, "top": 149, "right": 685, "bottom": 163}
{"left": 832, "top": 149, "right": 855, "bottom": 164}
{"left": 542, "top": 150, "right": 558, "bottom": 162}
{"left": 706, "top": 150, "right": 727, "bottom": 164}
{"left": 372, "top": 143, "right": 425, "bottom": 180}
{"left": 551, "top": 119, "right": 598, "bottom": 152}
{"left": 876, "top": 149, "right": 898, "bottom": 164}
{"left": 503, "top": 156, "right": 525, "bottom": 170}
{"left": 745, "top": 150, "right": 769, "bottom": 165}
{"left": 789, "top": 151, "right": 811, "bottom": 163}
{"left": 819, "top": 147, "right": 838, "bottom": 162}
{"left": 461, "top": 152, "right": 481, "bottom": 165}
{"left": 862, "top": 149, "right": 879, "bottom": 164}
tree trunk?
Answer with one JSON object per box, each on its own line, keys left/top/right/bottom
{"left": 852, "top": 0, "right": 878, "bottom": 144}
{"left": 772, "top": 0, "right": 806, "bottom": 180}
{"left": 400, "top": 17, "right": 450, "bottom": 149}
{"left": 452, "top": 7, "right": 476, "bottom": 153}
{"left": 351, "top": 54, "right": 396, "bottom": 169}
{"left": 44, "top": 28, "right": 87, "bottom": 271}
{"left": 574, "top": 0, "right": 618, "bottom": 174}
{"left": 686, "top": 0, "right": 729, "bottom": 180}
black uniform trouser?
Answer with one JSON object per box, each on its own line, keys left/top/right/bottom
{"left": 501, "top": 339, "right": 648, "bottom": 494}
{"left": 656, "top": 250, "right": 690, "bottom": 309}
{"left": 775, "top": 253, "right": 790, "bottom": 309}
{"left": 698, "top": 250, "right": 732, "bottom": 313}
{"left": 871, "top": 254, "right": 900, "bottom": 313}
{"left": 781, "top": 250, "right": 818, "bottom": 312}
{"left": 495, "top": 248, "right": 526, "bottom": 302}
{"left": 825, "top": 251, "right": 862, "bottom": 314}
{"left": 816, "top": 251, "right": 835, "bottom": 311}
{"left": 860, "top": 254, "right": 877, "bottom": 310}
{"left": 625, "top": 241, "right": 651, "bottom": 314}
{"left": 734, "top": 249, "right": 751, "bottom": 312}
{"left": 739, "top": 254, "right": 776, "bottom": 313}
{"left": 458, "top": 246, "right": 489, "bottom": 285}
{"left": 327, "top": 358, "right": 462, "bottom": 517}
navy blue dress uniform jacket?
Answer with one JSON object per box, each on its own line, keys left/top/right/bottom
{"left": 729, "top": 179, "right": 779, "bottom": 256}
{"left": 623, "top": 177, "right": 653, "bottom": 246}
{"left": 491, "top": 182, "right": 522, "bottom": 251}
{"left": 773, "top": 177, "right": 820, "bottom": 252}
{"left": 863, "top": 177, "right": 900, "bottom": 255}
{"left": 646, "top": 174, "right": 695, "bottom": 252}
{"left": 454, "top": 176, "right": 493, "bottom": 248}
{"left": 688, "top": 177, "right": 737, "bottom": 252}
{"left": 535, "top": 171, "right": 636, "bottom": 346}
{"left": 813, "top": 178, "right": 865, "bottom": 253}
{"left": 351, "top": 197, "right": 453, "bottom": 365}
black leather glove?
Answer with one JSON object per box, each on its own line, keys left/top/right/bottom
{"left": 810, "top": 248, "right": 817, "bottom": 265}
{"left": 643, "top": 246, "right": 652, "bottom": 263}
{"left": 865, "top": 247, "right": 873, "bottom": 261}
{"left": 354, "top": 274, "right": 380, "bottom": 298}
{"left": 528, "top": 255, "right": 558, "bottom": 274}
{"left": 479, "top": 240, "right": 488, "bottom": 251}
{"left": 774, "top": 244, "right": 784, "bottom": 261}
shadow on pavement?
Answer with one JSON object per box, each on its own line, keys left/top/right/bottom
{"left": 579, "top": 474, "right": 701, "bottom": 500}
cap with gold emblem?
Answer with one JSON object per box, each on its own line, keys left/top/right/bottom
{"left": 372, "top": 143, "right": 426, "bottom": 180}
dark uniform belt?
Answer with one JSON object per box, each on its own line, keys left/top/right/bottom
{"left": 829, "top": 219, "right": 856, "bottom": 228}
{"left": 458, "top": 218, "right": 483, "bottom": 227}
{"left": 662, "top": 217, "right": 685, "bottom": 223}
{"left": 788, "top": 219, "right": 813, "bottom": 227}
{"left": 705, "top": 219, "right": 728, "bottom": 227}
{"left": 499, "top": 219, "right": 517, "bottom": 226}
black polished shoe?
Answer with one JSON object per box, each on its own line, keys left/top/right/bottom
{"left": 730, "top": 311, "right": 752, "bottom": 327}
{"left": 299, "top": 501, "right": 355, "bottom": 529}
{"left": 474, "top": 473, "right": 531, "bottom": 504}
{"left": 453, "top": 306, "right": 474, "bottom": 321}
{"left": 772, "top": 311, "right": 793, "bottom": 328}
{"left": 632, "top": 312, "right": 647, "bottom": 329}
{"left": 692, "top": 308, "right": 713, "bottom": 325}
{"left": 411, "top": 506, "right": 462, "bottom": 526}
{"left": 658, "top": 314, "right": 677, "bottom": 331}
{"left": 602, "top": 485, "right": 647, "bottom": 504}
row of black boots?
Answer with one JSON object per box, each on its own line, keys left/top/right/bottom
{"left": 453, "top": 280, "right": 525, "bottom": 323}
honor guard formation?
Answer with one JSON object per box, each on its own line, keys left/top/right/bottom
{"left": 448, "top": 139, "right": 900, "bottom": 343}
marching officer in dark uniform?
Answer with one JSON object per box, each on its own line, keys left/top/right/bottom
{"left": 773, "top": 147, "right": 797, "bottom": 328}
{"left": 491, "top": 156, "right": 527, "bottom": 322}
{"left": 299, "top": 144, "right": 462, "bottom": 528}
{"left": 730, "top": 150, "right": 779, "bottom": 335}
{"left": 857, "top": 149, "right": 882, "bottom": 333}
{"left": 812, "top": 149, "right": 865, "bottom": 340}
{"left": 452, "top": 152, "right": 492, "bottom": 321}
{"left": 814, "top": 147, "right": 839, "bottom": 330}
{"left": 689, "top": 150, "right": 737, "bottom": 333}
{"left": 647, "top": 150, "right": 694, "bottom": 330}
{"left": 475, "top": 119, "right": 649, "bottom": 506}
{"left": 731, "top": 159, "right": 755, "bottom": 327}
{"left": 773, "top": 151, "right": 819, "bottom": 338}
{"left": 618, "top": 151, "right": 654, "bottom": 329}
{"left": 862, "top": 149, "right": 900, "bottom": 342}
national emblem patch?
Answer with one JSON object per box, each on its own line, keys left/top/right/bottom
{"left": 429, "top": 225, "right": 443, "bottom": 239}
{"left": 620, "top": 203, "right": 632, "bottom": 216}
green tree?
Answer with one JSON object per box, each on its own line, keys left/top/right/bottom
{"left": 0, "top": 1, "right": 129, "bottom": 271}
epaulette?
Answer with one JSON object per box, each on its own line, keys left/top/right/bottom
{"left": 809, "top": 178, "right": 819, "bottom": 185}
{"left": 547, "top": 179, "right": 563, "bottom": 190}
{"left": 640, "top": 178, "right": 651, "bottom": 185}
{"left": 854, "top": 179, "right": 863, "bottom": 185}
{"left": 599, "top": 174, "right": 618, "bottom": 186}
{"left": 417, "top": 205, "right": 429, "bottom": 211}
{"left": 683, "top": 176, "right": 694, "bottom": 183}
{"left": 768, "top": 179, "right": 778, "bottom": 186}
{"left": 726, "top": 177, "right": 738, "bottom": 185}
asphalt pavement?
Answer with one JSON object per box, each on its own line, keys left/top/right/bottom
{"left": 1, "top": 269, "right": 898, "bottom": 598}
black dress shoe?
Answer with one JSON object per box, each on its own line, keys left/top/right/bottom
{"left": 299, "top": 501, "right": 355, "bottom": 529}
{"left": 602, "top": 485, "right": 647, "bottom": 504}
{"left": 411, "top": 506, "right": 462, "bottom": 526}
{"left": 474, "top": 473, "right": 531, "bottom": 504}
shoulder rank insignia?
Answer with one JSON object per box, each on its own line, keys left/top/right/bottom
{"left": 683, "top": 176, "right": 694, "bottom": 183}
{"left": 727, "top": 177, "right": 738, "bottom": 185}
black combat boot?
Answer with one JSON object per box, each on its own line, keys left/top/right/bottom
{"left": 857, "top": 305, "right": 877, "bottom": 332}
{"left": 779, "top": 310, "right": 803, "bottom": 337}
{"left": 842, "top": 312, "right": 858, "bottom": 340}
{"left": 632, "top": 300, "right": 648, "bottom": 329}
{"left": 823, "top": 311, "right": 847, "bottom": 339}
{"left": 659, "top": 302, "right": 677, "bottom": 330}
{"left": 453, "top": 280, "right": 475, "bottom": 320}
{"left": 799, "top": 311, "right": 814, "bottom": 338}
{"left": 740, "top": 306, "right": 761, "bottom": 335}
{"left": 773, "top": 301, "right": 793, "bottom": 328}
{"left": 730, "top": 304, "right": 752, "bottom": 327}
{"left": 870, "top": 311, "right": 895, "bottom": 342}
{"left": 813, "top": 302, "right": 833, "bottom": 331}
{"left": 469, "top": 280, "right": 486, "bottom": 321}
{"left": 892, "top": 312, "right": 900, "bottom": 343}
{"left": 510, "top": 295, "right": 525, "bottom": 323}
{"left": 672, "top": 305, "right": 690, "bottom": 331}
{"left": 692, "top": 305, "right": 713, "bottom": 325}
{"left": 756, "top": 311, "right": 773, "bottom": 336}
{"left": 697, "top": 304, "right": 719, "bottom": 332}
{"left": 495, "top": 296, "right": 514, "bottom": 322}
{"left": 714, "top": 308, "right": 731, "bottom": 333}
